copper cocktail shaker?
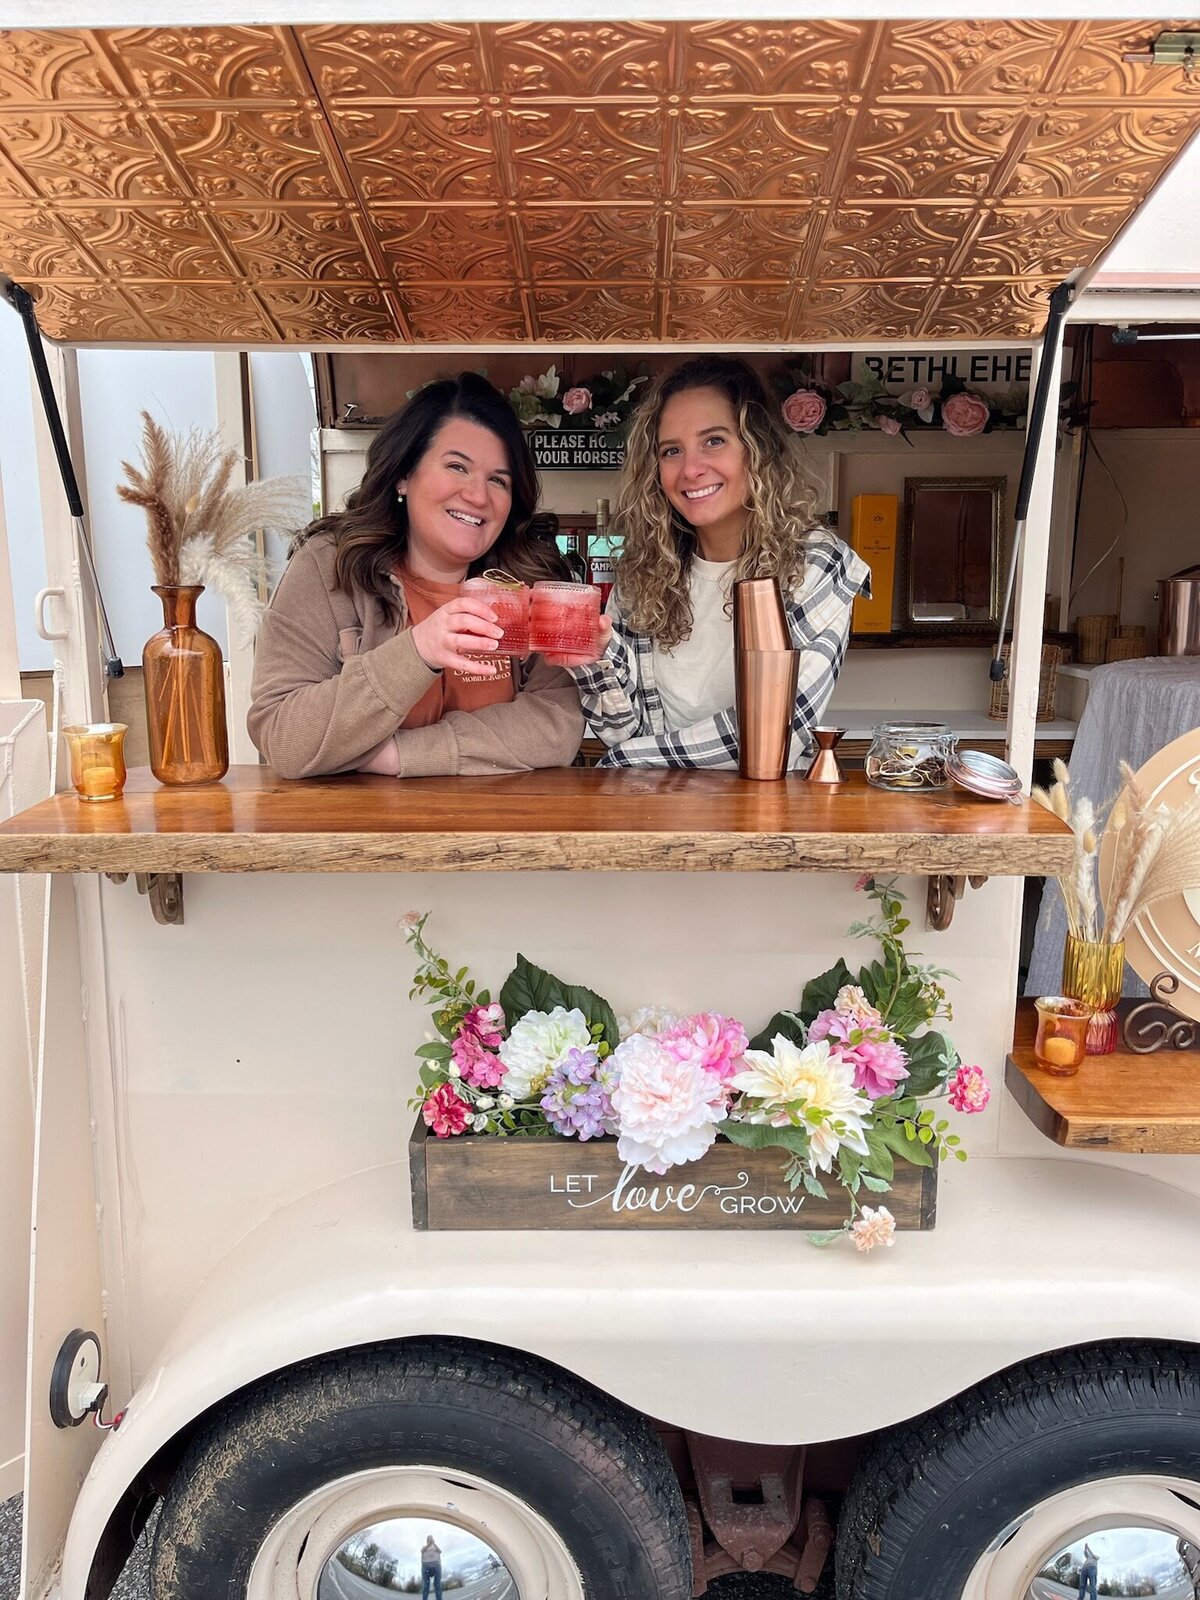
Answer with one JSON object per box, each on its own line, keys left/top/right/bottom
{"left": 733, "top": 579, "right": 798, "bottom": 780}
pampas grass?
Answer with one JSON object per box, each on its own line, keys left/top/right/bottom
{"left": 1034, "top": 756, "right": 1200, "bottom": 945}
{"left": 118, "top": 411, "right": 309, "bottom": 641}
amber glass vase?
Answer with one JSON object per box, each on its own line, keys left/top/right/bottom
{"left": 1062, "top": 935, "right": 1126, "bottom": 1055}
{"left": 142, "top": 585, "right": 229, "bottom": 785}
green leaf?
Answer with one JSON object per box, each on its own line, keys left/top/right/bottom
{"left": 798, "top": 958, "right": 855, "bottom": 1024}
{"left": 901, "top": 1031, "right": 957, "bottom": 1097}
{"left": 721, "top": 1120, "right": 811, "bottom": 1157}
{"left": 861, "top": 1173, "right": 892, "bottom": 1194}
{"left": 807, "top": 1229, "right": 846, "bottom": 1248}
{"left": 801, "top": 1169, "right": 829, "bottom": 1200}
{"left": 864, "top": 1131, "right": 895, "bottom": 1183}
{"left": 839, "top": 1148, "right": 862, "bottom": 1191}
{"left": 415, "top": 1041, "right": 453, "bottom": 1062}
{"left": 498, "top": 954, "right": 620, "bottom": 1050}
{"left": 747, "top": 1009, "right": 808, "bottom": 1054}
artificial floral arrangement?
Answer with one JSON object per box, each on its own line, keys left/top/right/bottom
{"left": 506, "top": 364, "right": 650, "bottom": 432}
{"left": 117, "top": 411, "right": 309, "bottom": 640}
{"left": 773, "top": 360, "right": 1028, "bottom": 442}
{"left": 403, "top": 878, "right": 990, "bottom": 1250}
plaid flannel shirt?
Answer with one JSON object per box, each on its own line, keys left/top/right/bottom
{"left": 571, "top": 529, "right": 871, "bottom": 770}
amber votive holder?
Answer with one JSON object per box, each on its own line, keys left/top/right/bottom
{"left": 1033, "top": 995, "right": 1090, "bottom": 1076}
{"left": 62, "top": 723, "right": 128, "bottom": 802}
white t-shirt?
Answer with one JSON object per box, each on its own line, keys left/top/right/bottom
{"left": 653, "top": 557, "right": 738, "bottom": 729}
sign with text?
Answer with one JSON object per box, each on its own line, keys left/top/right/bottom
{"left": 852, "top": 349, "right": 1032, "bottom": 395}
{"left": 529, "top": 429, "right": 626, "bottom": 471}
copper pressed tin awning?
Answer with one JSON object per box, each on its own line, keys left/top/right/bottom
{"left": 1, "top": 19, "right": 1198, "bottom": 347}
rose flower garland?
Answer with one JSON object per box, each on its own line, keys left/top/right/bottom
{"left": 404, "top": 879, "right": 989, "bottom": 1250}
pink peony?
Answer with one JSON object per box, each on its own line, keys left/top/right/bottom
{"left": 878, "top": 414, "right": 902, "bottom": 437}
{"left": 423, "top": 1082, "right": 470, "bottom": 1138}
{"left": 610, "top": 1033, "right": 727, "bottom": 1174}
{"left": 852, "top": 1205, "right": 896, "bottom": 1252}
{"left": 659, "top": 1012, "right": 748, "bottom": 1084}
{"left": 834, "top": 985, "right": 883, "bottom": 1030}
{"left": 562, "top": 386, "right": 592, "bottom": 414}
{"left": 842, "top": 1035, "right": 910, "bottom": 1100}
{"left": 948, "top": 1064, "right": 990, "bottom": 1114}
{"left": 781, "top": 388, "right": 827, "bottom": 434}
{"left": 941, "top": 390, "right": 990, "bottom": 438}
{"left": 452, "top": 1032, "right": 505, "bottom": 1089}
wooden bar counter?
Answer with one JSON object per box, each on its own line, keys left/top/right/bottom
{"left": 0, "top": 765, "right": 1073, "bottom": 876}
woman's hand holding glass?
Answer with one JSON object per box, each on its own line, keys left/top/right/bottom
{"left": 409, "top": 596, "right": 504, "bottom": 677}
{"left": 540, "top": 614, "right": 614, "bottom": 668}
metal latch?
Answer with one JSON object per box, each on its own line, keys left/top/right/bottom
{"left": 1124, "top": 31, "right": 1199, "bottom": 75}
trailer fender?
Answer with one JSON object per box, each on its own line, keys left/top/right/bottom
{"left": 64, "top": 1155, "right": 1200, "bottom": 1599}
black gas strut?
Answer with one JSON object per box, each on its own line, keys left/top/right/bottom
{"left": 990, "top": 279, "right": 1073, "bottom": 684}
{"left": 1, "top": 275, "right": 123, "bottom": 677}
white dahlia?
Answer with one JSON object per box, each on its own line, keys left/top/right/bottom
{"left": 616, "top": 1005, "right": 680, "bottom": 1043}
{"left": 498, "top": 1006, "right": 592, "bottom": 1100}
{"left": 730, "top": 1035, "right": 873, "bottom": 1175}
{"left": 610, "top": 1033, "right": 726, "bottom": 1175}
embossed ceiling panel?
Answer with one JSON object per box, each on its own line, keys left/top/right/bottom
{"left": 0, "top": 20, "right": 1196, "bottom": 346}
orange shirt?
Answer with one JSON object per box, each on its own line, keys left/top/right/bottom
{"left": 396, "top": 568, "right": 515, "bottom": 730}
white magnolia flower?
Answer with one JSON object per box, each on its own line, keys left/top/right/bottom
{"left": 498, "top": 1007, "right": 591, "bottom": 1099}
{"left": 616, "top": 1005, "right": 680, "bottom": 1043}
{"left": 730, "top": 1035, "right": 873, "bottom": 1175}
{"left": 611, "top": 1033, "right": 726, "bottom": 1176}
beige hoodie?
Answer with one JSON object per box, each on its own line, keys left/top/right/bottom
{"left": 248, "top": 532, "right": 584, "bottom": 780}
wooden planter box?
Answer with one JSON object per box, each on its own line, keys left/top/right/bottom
{"left": 409, "top": 1120, "right": 938, "bottom": 1232}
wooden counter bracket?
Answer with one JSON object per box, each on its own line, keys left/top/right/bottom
{"left": 105, "top": 870, "right": 184, "bottom": 925}
{"left": 926, "top": 873, "right": 988, "bottom": 931}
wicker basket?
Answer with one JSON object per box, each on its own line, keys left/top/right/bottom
{"left": 1105, "top": 635, "right": 1145, "bottom": 662}
{"left": 987, "top": 642, "right": 1063, "bottom": 722}
{"left": 1076, "top": 613, "right": 1117, "bottom": 664}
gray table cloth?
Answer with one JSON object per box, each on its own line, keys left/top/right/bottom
{"left": 1025, "top": 657, "right": 1200, "bottom": 999}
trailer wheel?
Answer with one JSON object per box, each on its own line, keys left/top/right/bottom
{"left": 836, "top": 1342, "right": 1200, "bottom": 1600}
{"left": 150, "top": 1340, "right": 691, "bottom": 1600}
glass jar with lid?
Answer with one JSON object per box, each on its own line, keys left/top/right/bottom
{"left": 865, "top": 721, "right": 956, "bottom": 791}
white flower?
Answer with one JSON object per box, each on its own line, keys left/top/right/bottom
{"left": 730, "top": 1035, "right": 873, "bottom": 1175}
{"left": 499, "top": 1006, "right": 592, "bottom": 1099}
{"left": 610, "top": 1033, "right": 726, "bottom": 1175}
{"left": 852, "top": 1205, "right": 896, "bottom": 1253}
{"left": 476, "top": 1095, "right": 495, "bottom": 1110}
{"left": 447, "top": 1063, "right": 461, "bottom": 1079}
{"left": 834, "top": 984, "right": 883, "bottom": 1030}
{"left": 616, "top": 1005, "right": 680, "bottom": 1043}
{"left": 498, "top": 1093, "right": 514, "bottom": 1110}
{"left": 472, "top": 1113, "right": 490, "bottom": 1133}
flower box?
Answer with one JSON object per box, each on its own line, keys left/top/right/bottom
{"left": 408, "top": 1119, "right": 938, "bottom": 1232}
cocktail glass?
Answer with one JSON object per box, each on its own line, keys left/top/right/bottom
{"left": 529, "top": 582, "right": 602, "bottom": 655}
{"left": 459, "top": 576, "right": 530, "bottom": 656}
{"left": 62, "top": 723, "right": 128, "bottom": 802}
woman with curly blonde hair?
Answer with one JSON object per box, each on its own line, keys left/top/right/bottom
{"left": 568, "top": 356, "right": 870, "bottom": 769}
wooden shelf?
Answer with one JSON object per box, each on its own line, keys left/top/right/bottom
{"left": 0, "top": 766, "right": 1073, "bottom": 877}
{"left": 1006, "top": 998, "right": 1200, "bottom": 1152}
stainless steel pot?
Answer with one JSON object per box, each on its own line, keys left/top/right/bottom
{"left": 1157, "top": 564, "right": 1200, "bottom": 656}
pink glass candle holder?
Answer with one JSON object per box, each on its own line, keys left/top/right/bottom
{"left": 529, "top": 582, "right": 602, "bottom": 655}
{"left": 459, "top": 576, "right": 530, "bottom": 656}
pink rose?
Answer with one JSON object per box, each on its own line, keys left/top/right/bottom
{"left": 781, "top": 388, "right": 827, "bottom": 434}
{"left": 905, "top": 387, "right": 932, "bottom": 413}
{"left": 941, "top": 390, "right": 991, "bottom": 438}
{"left": 562, "top": 386, "right": 592, "bottom": 415}
{"left": 878, "top": 414, "right": 902, "bottom": 437}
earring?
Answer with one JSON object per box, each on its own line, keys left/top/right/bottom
{"left": 396, "top": 491, "right": 405, "bottom": 504}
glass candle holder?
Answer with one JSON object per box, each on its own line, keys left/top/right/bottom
{"left": 529, "top": 582, "right": 602, "bottom": 655}
{"left": 62, "top": 723, "right": 128, "bottom": 802}
{"left": 459, "top": 575, "right": 530, "bottom": 656}
{"left": 1062, "top": 935, "right": 1126, "bottom": 1056}
{"left": 1033, "top": 995, "right": 1091, "bottom": 1077}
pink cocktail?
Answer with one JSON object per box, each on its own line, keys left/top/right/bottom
{"left": 529, "top": 582, "right": 602, "bottom": 655}
{"left": 460, "top": 577, "right": 530, "bottom": 656}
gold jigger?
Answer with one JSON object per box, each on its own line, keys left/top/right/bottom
{"left": 735, "top": 650, "right": 800, "bottom": 780}
{"left": 733, "top": 578, "right": 790, "bottom": 652}
{"left": 805, "top": 727, "right": 846, "bottom": 784}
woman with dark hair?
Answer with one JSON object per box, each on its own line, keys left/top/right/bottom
{"left": 248, "top": 373, "right": 584, "bottom": 779}
{"left": 567, "top": 356, "right": 869, "bottom": 770}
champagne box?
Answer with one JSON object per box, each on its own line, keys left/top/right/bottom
{"left": 850, "top": 494, "right": 898, "bottom": 633}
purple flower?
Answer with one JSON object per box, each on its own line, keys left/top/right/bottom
{"left": 540, "top": 1046, "right": 617, "bottom": 1140}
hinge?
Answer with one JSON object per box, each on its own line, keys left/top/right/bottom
{"left": 1124, "top": 31, "right": 1200, "bottom": 75}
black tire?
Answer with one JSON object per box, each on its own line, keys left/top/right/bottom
{"left": 836, "top": 1342, "right": 1200, "bottom": 1600}
{"left": 151, "top": 1339, "right": 691, "bottom": 1600}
